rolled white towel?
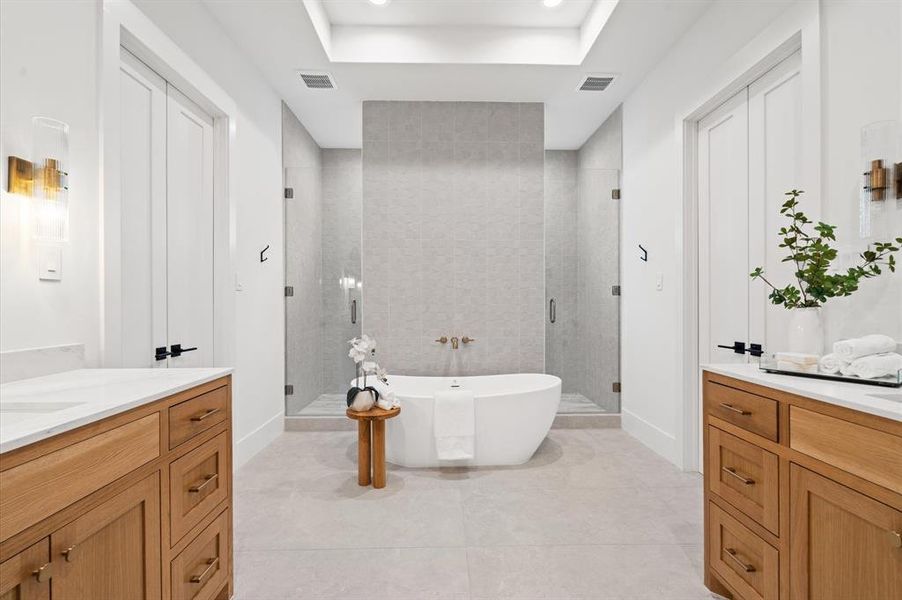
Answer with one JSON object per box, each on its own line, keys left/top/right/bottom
{"left": 846, "top": 352, "right": 902, "bottom": 380}
{"left": 833, "top": 334, "right": 897, "bottom": 361}
{"left": 818, "top": 353, "right": 849, "bottom": 375}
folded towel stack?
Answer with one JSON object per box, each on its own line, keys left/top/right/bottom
{"left": 775, "top": 352, "right": 819, "bottom": 374}
{"left": 825, "top": 334, "right": 901, "bottom": 380}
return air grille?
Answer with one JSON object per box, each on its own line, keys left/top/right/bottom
{"left": 578, "top": 75, "right": 615, "bottom": 92}
{"left": 299, "top": 72, "right": 335, "bottom": 90}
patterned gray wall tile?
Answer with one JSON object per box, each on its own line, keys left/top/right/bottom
{"left": 362, "top": 101, "right": 544, "bottom": 376}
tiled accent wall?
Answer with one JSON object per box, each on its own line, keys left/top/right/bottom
{"left": 322, "top": 149, "right": 362, "bottom": 392}
{"left": 544, "top": 151, "right": 578, "bottom": 393}
{"left": 361, "top": 101, "right": 545, "bottom": 376}
{"left": 283, "top": 103, "right": 323, "bottom": 414}
{"left": 576, "top": 107, "right": 622, "bottom": 411}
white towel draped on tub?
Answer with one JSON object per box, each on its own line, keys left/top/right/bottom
{"left": 434, "top": 389, "right": 475, "bottom": 460}
{"left": 833, "top": 334, "right": 897, "bottom": 362}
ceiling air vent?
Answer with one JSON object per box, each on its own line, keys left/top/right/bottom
{"left": 298, "top": 71, "right": 336, "bottom": 90}
{"left": 577, "top": 74, "right": 615, "bottom": 92}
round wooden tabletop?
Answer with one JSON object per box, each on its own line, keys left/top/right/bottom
{"left": 346, "top": 406, "right": 401, "bottom": 421}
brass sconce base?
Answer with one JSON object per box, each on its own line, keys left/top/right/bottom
{"left": 7, "top": 156, "right": 34, "bottom": 195}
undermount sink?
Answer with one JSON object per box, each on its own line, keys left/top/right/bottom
{"left": 0, "top": 401, "right": 86, "bottom": 413}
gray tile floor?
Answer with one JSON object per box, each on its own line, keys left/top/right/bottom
{"left": 234, "top": 429, "right": 711, "bottom": 600}
{"left": 558, "top": 393, "right": 608, "bottom": 414}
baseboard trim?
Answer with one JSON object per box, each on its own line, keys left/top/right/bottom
{"left": 552, "top": 413, "right": 621, "bottom": 429}
{"left": 235, "top": 411, "right": 283, "bottom": 468}
{"left": 621, "top": 408, "right": 679, "bottom": 465}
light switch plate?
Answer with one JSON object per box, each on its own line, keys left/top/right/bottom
{"left": 38, "top": 245, "right": 62, "bottom": 281}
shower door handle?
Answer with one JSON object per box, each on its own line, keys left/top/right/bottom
{"left": 351, "top": 300, "right": 357, "bottom": 324}
{"left": 549, "top": 298, "right": 556, "bottom": 324}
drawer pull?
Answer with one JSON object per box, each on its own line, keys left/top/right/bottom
{"left": 190, "top": 408, "right": 221, "bottom": 422}
{"left": 719, "top": 403, "right": 751, "bottom": 416}
{"left": 889, "top": 530, "right": 902, "bottom": 549}
{"left": 61, "top": 545, "right": 77, "bottom": 562}
{"left": 722, "top": 466, "right": 755, "bottom": 485}
{"left": 725, "top": 548, "right": 756, "bottom": 573}
{"left": 188, "top": 473, "right": 219, "bottom": 493}
{"left": 190, "top": 557, "right": 220, "bottom": 584}
{"left": 32, "top": 562, "right": 52, "bottom": 583}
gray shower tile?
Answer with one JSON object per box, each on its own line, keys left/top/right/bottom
{"left": 453, "top": 102, "right": 489, "bottom": 141}
{"left": 422, "top": 101, "right": 456, "bottom": 141}
{"left": 389, "top": 101, "right": 422, "bottom": 142}
{"left": 362, "top": 101, "right": 390, "bottom": 142}
{"left": 487, "top": 102, "right": 520, "bottom": 142}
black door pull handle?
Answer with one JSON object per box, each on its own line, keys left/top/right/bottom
{"left": 717, "top": 341, "right": 746, "bottom": 354}
{"left": 155, "top": 346, "right": 172, "bottom": 361}
{"left": 170, "top": 344, "right": 198, "bottom": 358}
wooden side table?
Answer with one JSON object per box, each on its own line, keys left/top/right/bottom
{"left": 346, "top": 405, "right": 400, "bottom": 489}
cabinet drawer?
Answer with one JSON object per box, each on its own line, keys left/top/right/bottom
{"left": 705, "top": 381, "right": 778, "bottom": 442}
{"left": 709, "top": 502, "right": 779, "bottom": 600}
{"left": 169, "top": 386, "right": 229, "bottom": 449}
{"left": 790, "top": 406, "right": 902, "bottom": 494}
{"left": 171, "top": 509, "right": 230, "bottom": 600}
{"left": 0, "top": 414, "right": 160, "bottom": 541}
{"left": 708, "top": 426, "right": 779, "bottom": 534}
{"left": 170, "top": 432, "right": 229, "bottom": 546}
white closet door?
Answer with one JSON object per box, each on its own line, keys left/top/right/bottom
{"left": 166, "top": 85, "right": 214, "bottom": 367}
{"left": 698, "top": 87, "right": 750, "bottom": 366}
{"left": 119, "top": 48, "right": 167, "bottom": 367}
{"left": 748, "top": 51, "right": 803, "bottom": 355}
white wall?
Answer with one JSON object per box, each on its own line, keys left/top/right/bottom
{"left": 820, "top": 0, "right": 902, "bottom": 345}
{"left": 0, "top": 0, "right": 101, "bottom": 364}
{"left": 619, "top": 0, "right": 812, "bottom": 465}
{"left": 619, "top": 0, "right": 901, "bottom": 468}
{"left": 131, "top": 0, "right": 287, "bottom": 466}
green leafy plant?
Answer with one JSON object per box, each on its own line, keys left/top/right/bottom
{"left": 750, "top": 190, "right": 902, "bottom": 309}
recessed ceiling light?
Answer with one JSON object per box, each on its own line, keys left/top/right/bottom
{"left": 543, "top": 0, "right": 563, "bottom": 7}
{"left": 369, "top": 0, "right": 389, "bottom": 5}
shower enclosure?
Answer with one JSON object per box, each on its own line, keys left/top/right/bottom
{"left": 283, "top": 103, "right": 621, "bottom": 419}
{"left": 544, "top": 151, "right": 621, "bottom": 415}
{"left": 283, "top": 145, "right": 362, "bottom": 417}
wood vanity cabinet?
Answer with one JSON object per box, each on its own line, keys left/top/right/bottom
{"left": 0, "top": 376, "right": 233, "bottom": 600}
{"left": 703, "top": 371, "right": 902, "bottom": 600}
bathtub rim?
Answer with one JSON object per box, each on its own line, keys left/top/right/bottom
{"left": 351, "top": 373, "right": 562, "bottom": 400}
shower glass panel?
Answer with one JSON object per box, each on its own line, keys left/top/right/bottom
{"left": 283, "top": 150, "right": 362, "bottom": 417}
{"left": 545, "top": 156, "right": 620, "bottom": 414}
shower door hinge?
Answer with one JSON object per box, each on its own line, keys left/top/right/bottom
{"left": 284, "top": 286, "right": 294, "bottom": 297}
{"left": 612, "top": 382, "right": 621, "bottom": 393}
{"left": 284, "top": 384, "right": 294, "bottom": 396}
{"left": 612, "top": 285, "right": 621, "bottom": 296}
{"left": 284, "top": 187, "right": 294, "bottom": 199}
{"left": 612, "top": 188, "right": 621, "bottom": 200}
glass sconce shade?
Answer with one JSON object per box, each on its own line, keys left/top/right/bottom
{"left": 32, "top": 117, "right": 69, "bottom": 242}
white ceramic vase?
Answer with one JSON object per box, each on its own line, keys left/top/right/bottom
{"left": 787, "top": 307, "right": 823, "bottom": 355}
{"left": 349, "top": 388, "right": 376, "bottom": 412}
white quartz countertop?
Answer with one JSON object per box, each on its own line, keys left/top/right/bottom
{"left": 702, "top": 363, "right": 902, "bottom": 423}
{"left": 0, "top": 368, "right": 232, "bottom": 454}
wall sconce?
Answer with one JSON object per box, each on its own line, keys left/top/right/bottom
{"left": 863, "top": 159, "right": 888, "bottom": 201}
{"left": 5, "top": 118, "right": 70, "bottom": 242}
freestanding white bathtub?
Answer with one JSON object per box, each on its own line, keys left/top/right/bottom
{"left": 360, "top": 373, "right": 561, "bottom": 468}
